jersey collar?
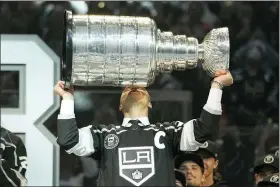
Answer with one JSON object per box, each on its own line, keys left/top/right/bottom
{"left": 122, "top": 117, "right": 150, "bottom": 127}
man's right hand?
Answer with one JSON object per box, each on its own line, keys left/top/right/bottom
{"left": 54, "top": 81, "right": 74, "bottom": 100}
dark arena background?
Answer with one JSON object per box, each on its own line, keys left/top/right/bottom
{"left": 0, "top": 1, "right": 279, "bottom": 187}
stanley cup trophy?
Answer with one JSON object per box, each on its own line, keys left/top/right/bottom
{"left": 62, "top": 10, "right": 230, "bottom": 88}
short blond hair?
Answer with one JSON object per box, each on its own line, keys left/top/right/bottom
{"left": 120, "top": 87, "right": 150, "bottom": 112}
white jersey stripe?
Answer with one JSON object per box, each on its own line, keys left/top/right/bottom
{"left": 0, "top": 165, "right": 17, "bottom": 187}
{"left": 143, "top": 126, "right": 183, "bottom": 132}
{"left": 92, "top": 128, "right": 127, "bottom": 134}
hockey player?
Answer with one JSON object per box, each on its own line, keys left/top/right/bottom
{"left": 54, "top": 70, "right": 233, "bottom": 186}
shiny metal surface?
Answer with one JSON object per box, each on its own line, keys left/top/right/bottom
{"left": 63, "top": 10, "right": 229, "bottom": 87}
{"left": 199, "top": 27, "right": 230, "bottom": 77}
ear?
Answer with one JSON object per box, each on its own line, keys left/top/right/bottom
{"left": 214, "top": 159, "right": 219, "bottom": 169}
{"left": 119, "top": 105, "right": 123, "bottom": 111}
{"left": 254, "top": 173, "right": 258, "bottom": 181}
{"left": 148, "top": 102, "right": 152, "bottom": 109}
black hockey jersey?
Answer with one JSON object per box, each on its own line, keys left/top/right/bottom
{"left": 57, "top": 89, "right": 222, "bottom": 186}
{"left": 0, "top": 127, "right": 27, "bottom": 187}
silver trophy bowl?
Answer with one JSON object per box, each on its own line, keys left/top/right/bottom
{"left": 62, "top": 10, "right": 230, "bottom": 88}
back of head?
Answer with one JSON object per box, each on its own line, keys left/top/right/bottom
{"left": 120, "top": 87, "right": 151, "bottom": 113}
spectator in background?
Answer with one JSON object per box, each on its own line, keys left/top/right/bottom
{"left": 227, "top": 46, "right": 277, "bottom": 127}
{"left": 253, "top": 154, "right": 279, "bottom": 186}
{"left": 194, "top": 141, "right": 228, "bottom": 187}
{"left": 174, "top": 153, "right": 205, "bottom": 187}
{"left": 232, "top": 28, "right": 279, "bottom": 70}
{"left": 232, "top": 29, "right": 279, "bottom": 121}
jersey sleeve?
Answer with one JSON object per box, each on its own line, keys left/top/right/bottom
{"left": 165, "top": 88, "right": 222, "bottom": 153}
{"left": 57, "top": 100, "right": 103, "bottom": 158}
{"left": 0, "top": 131, "right": 28, "bottom": 186}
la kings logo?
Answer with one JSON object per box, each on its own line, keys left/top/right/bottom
{"left": 118, "top": 146, "right": 155, "bottom": 186}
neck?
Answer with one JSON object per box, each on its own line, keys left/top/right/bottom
{"left": 124, "top": 108, "right": 148, "bottom": 119}
{"left": 202, "top": 173, "right": 214, "bottom": 186}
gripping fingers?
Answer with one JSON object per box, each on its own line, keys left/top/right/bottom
{"left": 215, "top": 70, "right": 227, "bottom": 77}
{"left": 58, "top": 81, "right": 65, "bottom": 87}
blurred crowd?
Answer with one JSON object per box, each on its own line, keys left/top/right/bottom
{"left": 0, "top": 1, "right": 279, "bottom": 187}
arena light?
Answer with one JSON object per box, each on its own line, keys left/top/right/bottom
{"left": 98, "top": 1, "right": 105, "bottom": 9}
{"left": 224, "top": 1, "right": 233, "bottom": 7}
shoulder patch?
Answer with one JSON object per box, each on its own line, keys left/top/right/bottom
{"left": 104, "top": 134, "right": 119, "bottom": 149}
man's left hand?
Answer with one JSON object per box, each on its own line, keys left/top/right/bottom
{"left": 213, "top": 70, "right": 233, "bottom": 87}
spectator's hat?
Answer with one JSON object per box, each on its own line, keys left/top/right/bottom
{"left": 254, "top": 154, "right": 279, "bottom": 173}
{"left": 174, "top": 152, "right": 204, "bottom": 172}
{"left": 195, "top": 141, "right": 218, "bottom": 159}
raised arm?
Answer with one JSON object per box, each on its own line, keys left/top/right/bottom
{"left": 180, "top": 70, "right": 233, "bottom": 151}
{"left": 164, "top": 70, "right": 233, "bottom": 153}
{"left": 54, "top": 81, "right": 96, "bottom": 156}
